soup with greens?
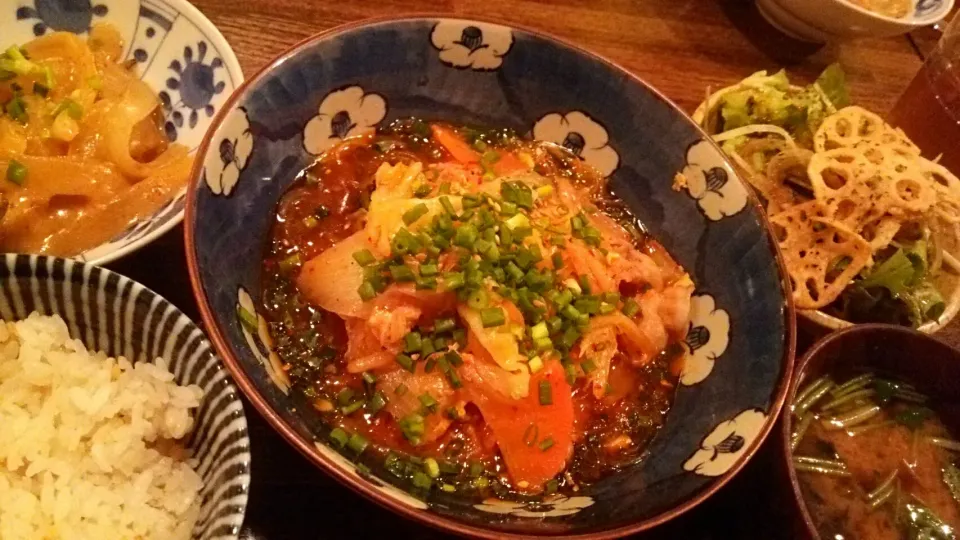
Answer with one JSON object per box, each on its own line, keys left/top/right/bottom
{"left": 791, "top": 372, "right": 960, "bottom": 539}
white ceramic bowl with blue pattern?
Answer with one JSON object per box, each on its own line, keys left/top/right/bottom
{"left": 0, "top": 0, "right": 243, "bottom": 264}
{"left": 757, "top": 0, "right": 954, "bottom": 42}
{"left": 186, "top": 16, "right": 796, "bottom": 538}
{"left": 0, "top": 254, "right": 250, "bottom": 539}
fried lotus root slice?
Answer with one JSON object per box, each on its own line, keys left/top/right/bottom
{"left": 770, "top": 203, "right": 872, "bottom": 309}
{"left": 814, "top": 106, "right": 888, "bottom": 152}
{"left": 863, "top": 217, "right": 902, "bottom": 252}
{"left": 807, "top": 148, "right": 874, "bottom": 201}
{"left": 760, "top": 148, "right": 813, "bottom": 212}
{"left": 883, "top": 170, "right": 938, "bottom": 215}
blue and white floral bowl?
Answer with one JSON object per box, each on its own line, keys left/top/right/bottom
{"left": 0, "top": 0, "right": 242, "bottom": 264}
{"left": 0, "top": 254, "right": 250, "bottom": 539}
{"left": 186, "top": 16, "right": 796, "bottom": 538}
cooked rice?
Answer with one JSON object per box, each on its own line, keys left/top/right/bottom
{"left": 0, "top": 313, "right": 204, "bottom": 540}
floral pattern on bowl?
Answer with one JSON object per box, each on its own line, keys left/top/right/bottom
{"left": 2, "top": 0, "right": 243, "bottom": 264}
{"left": 186, "top": 16, "right": 794, "bottom": 538}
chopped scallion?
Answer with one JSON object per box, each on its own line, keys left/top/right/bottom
{"left": 6, "top": 159, "right": 27, "bottom": 185}
{"left": 538, "top": 380, "right": 553, "bottom": 405}
{"left": 329, "top": 428, "right": 349, "bottom": 448}
{"left": 352, "top": 249, "right": 377, "bottom": 266}
{"left": 480, "top": 307, "right": 505, "bottom": 327}
{"left": 538, "top": 436, "right": 555, "bottom": 451}
{"left": 403, "top": 203, "right": 429, "bottom": 225}
{"left": 347, "top": 433, "right": 369, "bottom": 454}
{"left": 396, "top": 354, "right": 415, "bottom": 372}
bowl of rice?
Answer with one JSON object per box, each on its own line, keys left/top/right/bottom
{"left": 0, "top": 254, "right": 250, "bottom": 540}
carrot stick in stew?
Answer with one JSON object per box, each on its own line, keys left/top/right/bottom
{"left": 431, "top": 124, "right": 480, "bottom": 164}
{"left": 464, "top": 359, "right": 574, "bottom": 491}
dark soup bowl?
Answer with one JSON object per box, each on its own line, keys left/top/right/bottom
{"left": 783, "top": 324, "right": 960, "bottom": 539}
{"left": 186, "top": 15, "right": 795, "bottom": 538}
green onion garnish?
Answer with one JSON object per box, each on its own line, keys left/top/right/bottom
{"left": 454, "top": 223, "right": 479, "bottom": 247}
{"left": 538, "top": 380, "right": 553, "bottom": 405}
{"left": 413, "top": 183, "right": 432, "bottom": 198}
{"left": 539, "top": 436, "right": 555, "bottom": 451}
{"left": 480, "top": 307, "right": 505, "bottom": 327}
{"left": 357, "top": 281, "right": 376, "bottom": 301}
{"left": 622, "top": 298, "right": 640, "bottom": 317}
{"left": 419, "top": 393, "right": 438, "bottom": 413}
{"left": 467, "top": 289, "right": 489, "bottom": 309}
{"left": 581, "top": 358, "right": 597, "bottom": 374}
{"left": 5, "top": 95, "right": 27, "bottom": 123}
{"left": 396, "top": 354, "right": 415, "bottom": 372}
{"left": 434, "top": 317, "right": 456, "bottom": 333}
{"left": 559, "top": 326, "right": 581, "bottom": 349}
{"left": 6, "top": 159, "right": 27, "bottom": 185}
{"left": 329, "top": 428, "right": 349, "bottom": 448}
{"left": 412, "top": 471, "right": 432, "bottom": 489}
{"left": 439, "top": 195, "right": 457, "bottom": 216}
{"left": 352, "top": 249, "right": 377, "bottom": 266}
{"left": 341, "top": 400, "right": 365, "bottom": 415}
{"left": 443, "top": 272, "right": 465, "bottom": 290}
{"left": 347, "top": 433, "right": 369, "bottom": 454}
{"left": 337, "top": 388, "right": 355, "bottom": 406}
{"left": 446, "top": 350, "right": 463, "bottom": 367}
{"left": 404, "top": 332, "right": 423, "bottom": 352}
{"left": 403, "top": 203, "right": 429, "bottom": 225}
{"left": 390, "top": 265, "right": 416, "bottom": 282}
{"left": 424, "top": 457, "right": 441, "bottom": 478}
{"left": 368, "top": 391, "right": 388, "bottom": 415}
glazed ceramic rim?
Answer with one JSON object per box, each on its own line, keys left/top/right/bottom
{"left": 832, "top": 0, "right": 955, "bottom": 26}
{"left": 82, "top": 0, "right": 244, "bottom": 266}
{"left": 780, "top": 323, "right": 955, "bottom": 539}
{"left": 185, "top": 14, "right": 797, "bottom": 539}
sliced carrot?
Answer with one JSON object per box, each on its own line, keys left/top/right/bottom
{"left": 492, "top": 152, "right": 528, "bottom": 175}
{"left": 463, "top": 359, "right": 574, "bottom": 491}
{"left": 431, "top": 124, "right": 480, "bottom": 164}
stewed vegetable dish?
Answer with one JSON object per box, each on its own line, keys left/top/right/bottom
{"left": 259, "top": 119, "right": 694, "bottom": 497}
{"left": 792, "top": 372, "right": 960, "bottom": 538}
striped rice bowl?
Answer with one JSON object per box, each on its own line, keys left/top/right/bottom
{"left": 0, "top": 312, "right": 204, "bottom": 539}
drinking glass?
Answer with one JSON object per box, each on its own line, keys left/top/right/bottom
{"left": 888, "top": 15, "right": 960, "bottom": 173}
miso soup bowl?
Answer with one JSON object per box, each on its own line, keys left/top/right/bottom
{"left": 185, "top": 15, "right": 796, "bottom": 538}
{"left": 782, "top": 324, "right": 960, "bottom": 538}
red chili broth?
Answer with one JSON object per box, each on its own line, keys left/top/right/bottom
{"left": 260, "top": 119, "right": 685, "bottom": 495}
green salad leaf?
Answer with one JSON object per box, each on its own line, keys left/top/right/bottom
{"left": 859, "top": 248, "right": 916, "bottom": 292}
{"left": 815, "top": 63, "right": 850, "bottom": 109}
{"left": 711, "top": 64, "right": 850, "bottom": 146}
{"left": 901, "top": 282, "right": 947, "bottom": 325}
{"left": 836, "top": 240, "right": 945, "bottom": 327}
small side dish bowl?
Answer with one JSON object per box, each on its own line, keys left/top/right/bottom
{"left": 756, "top": 0, "right": 954, "bottom": 42}
{"left": 186, "top": 15, "right": 795, "bottom": 538}
{"left": 782, "top": 324, "right": 960, "bottom": 538}
{"left": 0, "top": 254, "right": 251, "bottom": 539}
{"left": 0, "top": 0, "right": 243, "bottom": 264}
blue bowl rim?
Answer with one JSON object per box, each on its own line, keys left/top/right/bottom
{"left": 184, "top": 13, "right": 797, "bottom": 539}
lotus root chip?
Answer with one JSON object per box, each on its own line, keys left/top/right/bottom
{"left": 770, "top": 203, "right": 871, "bottom": 309}
{"left": 814, "top": 106, "right": 887, "bottom": 152}
{"left": 807, "top": 148, "right": 874, "bottom": 200}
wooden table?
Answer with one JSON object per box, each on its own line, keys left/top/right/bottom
{"left": 110, "top": 0, "right": 957, "bottom": 538}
